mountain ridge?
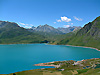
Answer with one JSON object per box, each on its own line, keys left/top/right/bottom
{"left": 0, "top": 21, "right": 46, "bottom": 44}
{"left": 30, "top": 24, "right": 81, "bottom": 34}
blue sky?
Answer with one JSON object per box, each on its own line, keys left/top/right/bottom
{"left": 0, "top": 0, "right": 100, "bottom": 28}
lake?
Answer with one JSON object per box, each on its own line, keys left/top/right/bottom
{"left": 0, "top": 44, "right": 100, "bottom": 74}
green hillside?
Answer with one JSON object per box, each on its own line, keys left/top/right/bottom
{"left": 57, "top": 16, "right": 100, "bottom": 50}
{"left": 0, "top": 21, "right": 45, "bottom": 44}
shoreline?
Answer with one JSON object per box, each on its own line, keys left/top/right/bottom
{"left": 48, "top": 43, "right": 100, "bottom": 51}
{"left": 0, "top": 43, "right": 100, "bottom": 52}
{"left": 0, "top": 42, "right": 50, "bottom": 45}
{"left": 66, "top": 44, "right": 100, "bottom": 51}
{"left": 34, "top": 58, "right": 99, "bottom": 69}
{"left": 34, "top": 61, "right": 61, "bottom": 68}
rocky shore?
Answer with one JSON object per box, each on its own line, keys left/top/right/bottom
{"left": 34, "top": 62, "right": 61, "bottom": 68}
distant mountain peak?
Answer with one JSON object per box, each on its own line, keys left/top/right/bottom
{"left": 57, "top": 26, "right": 81, "bottom": 33}
{"left": 44, "top": 24, "right": 49, "bottom": 26}
{"left": 30, "top": 24, "right": 63, "bottom": 34}
{"left": 30, "top": 25, "right": 82, "bottom": 34}
{"left": 0, "top": 20, "right": 20, "bottom": 28}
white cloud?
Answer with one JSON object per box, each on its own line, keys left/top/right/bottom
{"left": 71, "top": 23, "right": 73, "bottom": 25}
{"left": 24, "top": 26, "right": 32, "bottom": 28}
{"left": 56, "top": 19, "right": 61, "bottom": 22}
{"left": 73, "top": 16, "right": 82, "bottom": 21}
{"left": 61, "top": 16, "right": 71, "bottom": 22}
{"left": 18, "top": 22, "right": 33, "bottom": 28}
{"left": 19, "top": 22, "right": 26, "bottom": 25}
{"left": 54, "top": 22, "right": 56, "bottom": 24}
{"left": 68, "top": 23, "right": 73, "bottom": 25}
{"left": 26, "top": 24, "right": 29, "bottom": 25}
{"left": 63, "top": 25, "right": 70, "bottom": 28}
{"left": 30, "top": 24, "right": 33, "bottom": 26}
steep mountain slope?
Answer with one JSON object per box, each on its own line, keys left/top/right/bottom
{"left": 57, "top": 16, "right": 100, "bottom": 49}
{"left": 0, "top": 21, "right": 45, "bottom": 44}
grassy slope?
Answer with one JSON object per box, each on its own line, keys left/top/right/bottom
{"left": 68, "top": 16, "right": 100, "bottom": 49}
{"left": 0, "top": 22, "right": 46, "bottom": 44}
{"left": 57, "top": 16, "right": 100, "bottom": 50}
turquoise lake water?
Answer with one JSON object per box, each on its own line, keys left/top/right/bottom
{"left": 0, "top": 44, "right": 100, "bottom": 74}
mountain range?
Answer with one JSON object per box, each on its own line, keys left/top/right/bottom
{"left": 0, "top": 20, "right": 80, "bottom": 44}
{"left": 57, "top": 26, "right": 81, "bottom": 33}
{"left": 30, "top": 24, "right": 81, "bottom": 34}
{"left": 30, "top": 24, "right": 63, "bottom": 34}
{"left": 0, "top": 21, "right": 45, "bottom": 44}
{"left": 0, "top": 16, "right": 100, "bottom": 50}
